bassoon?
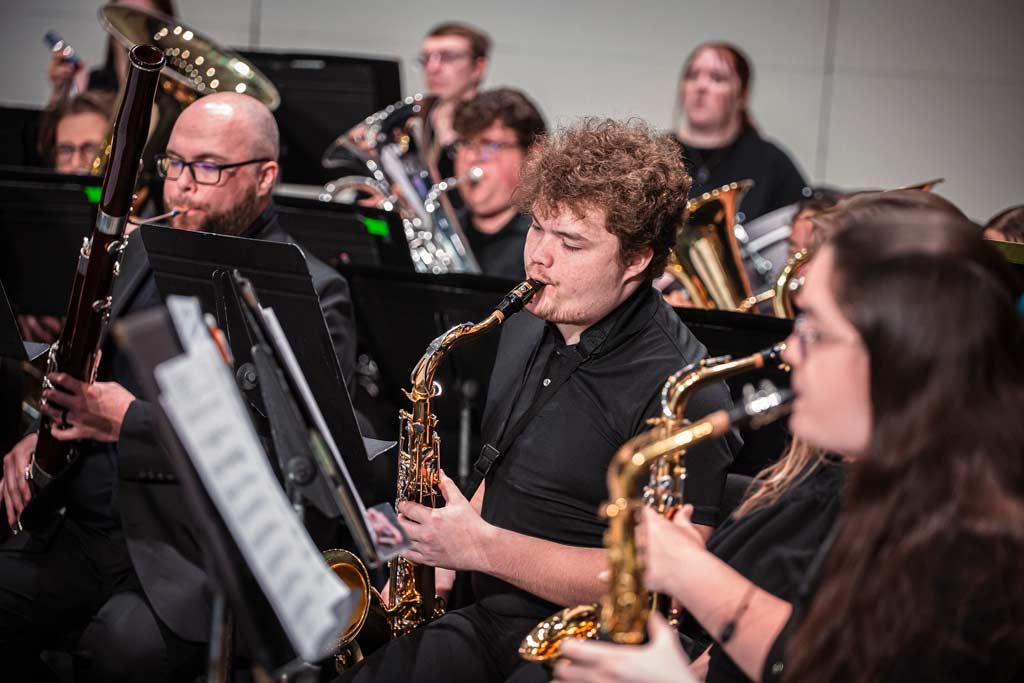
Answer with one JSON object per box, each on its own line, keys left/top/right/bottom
{"left": 14, "top": 44, "right": 165, "bottom": 534}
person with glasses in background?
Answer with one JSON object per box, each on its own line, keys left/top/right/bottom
{"left": 418, "top": 22, "right": 491, "bottom": 155}
{"left": 0, "top": 91, "right": 359, "bottom": 682}
{"left": 452, "top": 88, "right": 546, "bottom": 280}
{"left": 549, "top": 190, "right": 1024, "bottom": 683}
{"left": 15, "top": 90, "right": 117, "bottom": 344}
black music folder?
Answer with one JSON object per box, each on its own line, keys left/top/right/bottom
{"left": 0, "top": 166, "right": 98, "bottom": 316}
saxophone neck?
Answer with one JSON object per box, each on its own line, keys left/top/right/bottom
{"left": 663, "top": 343, "right": 788, "bottom": 421}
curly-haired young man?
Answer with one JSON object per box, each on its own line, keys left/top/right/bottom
{"left": 337, "top": 119, "right": 739, "bottom": 683}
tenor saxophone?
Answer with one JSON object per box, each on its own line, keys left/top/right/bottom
{"left": 332, "top": 279, "right": 543, "bottom": 667}
{"left": 519, "top": 343, "right": 787, "bottom": 663}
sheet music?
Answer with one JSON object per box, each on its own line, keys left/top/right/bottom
{"left": 262, "top": 307, "right": 407, "bottom": 563}
{"left": 155, "top": 332, "right": 353, "bottom": 663}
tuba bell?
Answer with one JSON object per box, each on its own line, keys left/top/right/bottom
{"left": 666, "top": 180, "right": 755, "bottom": 310}
{"left": 89, "top": 3, "right": 280, "bottom": 196}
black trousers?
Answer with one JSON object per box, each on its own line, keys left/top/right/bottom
{"left": 0, "top": 515, "right": 204, "bottom": 682}
{"left": 336, "top": 603, "right": 542, "bottom": 683}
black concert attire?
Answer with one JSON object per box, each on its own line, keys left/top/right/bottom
{"left": 0, "top": 205, "right": 356, "bottom": 681}
{"left": 677, "top": 127, "right": 806, "bottom": 221}
{"left": 460, "top": 211, "right": 530, "bottom": 281}
{"left": 762, "top": 525, "right": 1024, "bottom": 683}
{"left": 687, "top": 459, "right": 843, "bottom": 683}
{"left": 338, "top": 284, "right": 740, "bottom": 683}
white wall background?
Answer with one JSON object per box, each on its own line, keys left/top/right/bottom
{"left": 1, "top": 0, "right": 1021, "bottom": 220}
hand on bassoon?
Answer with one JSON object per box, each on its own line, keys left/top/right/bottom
{"left": 40, "top": 373, "right": 136, "bottom": 443}
{"left": 1, "top": 434, "right": 37, "bottom": 527}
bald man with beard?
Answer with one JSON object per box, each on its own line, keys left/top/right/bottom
{"left": 0, "top": 93, "right": 357, "bottom": 681}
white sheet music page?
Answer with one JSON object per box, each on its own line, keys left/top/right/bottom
{"left": 154, "top": 332, "right": 352, "bottom": 663}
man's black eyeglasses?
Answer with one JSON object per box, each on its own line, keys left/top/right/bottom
{"left": 155, "top": 155, "right": 271, "bottom": 185}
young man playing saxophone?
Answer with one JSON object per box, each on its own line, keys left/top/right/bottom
{"left": 338, "top": 119, "right": 739, "bottom": 683}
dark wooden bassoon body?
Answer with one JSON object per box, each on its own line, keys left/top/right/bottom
{"left": 15, "top": 44, "right": 165, "bottom": 534}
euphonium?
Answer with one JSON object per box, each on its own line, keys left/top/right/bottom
{"left": 322, "top": 94, "right": 481, "bottom": 274}
{"left": 330, "top": 279, "right": 543, "bottom": 668}
{"left": 666, "top": 180, "right": 755, "bottom": 309}
{"left": 519, "top": 343, "right": 787, "bottom": 663}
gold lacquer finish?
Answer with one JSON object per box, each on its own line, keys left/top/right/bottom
{"left": 520, "top": 343, "right": 788, "bottom": 662}
{"left": 331, "top": 280, "right": 542, "bottom": 670}
{"left": 385, "top": 278, "right": 542, "bottom": 638}
{"left": 667, "top": 180, "right": 755, "bottom": 310}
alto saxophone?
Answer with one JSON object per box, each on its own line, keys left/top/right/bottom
{"left": 519, "top": 343, "right": 787, "bottom": 663}
{"left": 387, "top": 278, "right": 542, "bottom": 635}
{"left": 332, "top": 279, "right": 543, "bottom": 667}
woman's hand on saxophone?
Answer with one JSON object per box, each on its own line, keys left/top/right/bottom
{"left": 639, "top": 505, "right": 707, "bottom": 598}
{"left": 552, "top": 612, "right": 696, "bottom": 683}
{"left": 397, "top": 470, "right": 493, "bottom": 572}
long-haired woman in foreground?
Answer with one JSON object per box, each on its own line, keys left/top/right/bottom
{"left": 553, "top": 199, "right": 1024, "bottom": 683}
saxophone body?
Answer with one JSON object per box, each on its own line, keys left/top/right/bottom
{"left": 332, "top": 280, "right": 542, "bottom": 668}
{"left": 519, "top": 343, "right": 787, "bottom": 661}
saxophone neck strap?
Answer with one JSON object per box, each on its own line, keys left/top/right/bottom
{"left": 463, "top": 349, "right": 586, "bottom": 497}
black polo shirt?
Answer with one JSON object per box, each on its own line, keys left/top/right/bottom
{"left": 472, "top": 283, "right": 740, "bottom": 619}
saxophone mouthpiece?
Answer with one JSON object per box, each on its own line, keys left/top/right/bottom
{"left": 495, "top": 279, "right": 545, "bottom": 318}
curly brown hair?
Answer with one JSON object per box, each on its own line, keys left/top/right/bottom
{"left": 515, "top": 118, "right": 691, "bottom": 280}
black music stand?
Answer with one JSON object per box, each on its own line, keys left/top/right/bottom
{"left": 273, "top": 196, "right": 413, "bottom": 270}
{"left": 341, "top": 265, "right": 518, "bottom": 485}
{"left": 138, "top": 225, "right": 376, "bottom": 518}
{"left": 238, "top": 50, "right": 402, "bottom": 186}
{"left": 0, "top": 166, "right": 98, "bottom": 316}
{"left": 114, "top": 306, "right": 310, "bottom": 677}
{"left": 0, "top": 279, "right": 48, "bottom": 452}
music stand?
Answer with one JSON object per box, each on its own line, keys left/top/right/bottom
{"left": 272, "top": 196, "right": 413, "bottom": 270}
{"left": 0, "top": 166, "right": 99, "bottom": 316}
{"left": 138, "top": 225, "right": 375, "bottom": 516}
{"left": 340, "top": 265, "right": 522, "bottom": 484}
{"left": 238, "top": 50, "right": 402, "bottom": 186}
{"left": 114, "top": 306, "right": 311, "bottom": 676}
{"left": 0, "top": 278, "right": 48, "bottom": 452}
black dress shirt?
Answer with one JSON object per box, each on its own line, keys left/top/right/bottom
{"left": 699, "top": 459, "right": 843, "bottom": 683}
{"left": 472, "top": 283, "right": 740, "bottom": 620}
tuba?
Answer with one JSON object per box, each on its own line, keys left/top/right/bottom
{"left": 666, "top": 180, "right": 755, "bottom": 310}
{"left": 519, "top": 344, "right": 788, "bottom": 663}
{"left": 90, "top": 4, "right": 280, "bottom": 187}
{"left": 322, "top": 95, "right": 481, "bottom": 274}
{"left": 329, "top": 279, "right": 543, "bottom": 668}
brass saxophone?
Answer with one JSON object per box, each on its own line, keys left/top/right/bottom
{"left": 519, "top": 344, "right": 787, "bottom": 662}
{"left": 332, "top": 279, "right": 543, "bottom": 666}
